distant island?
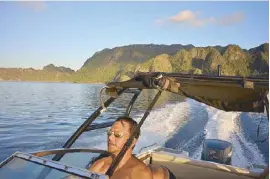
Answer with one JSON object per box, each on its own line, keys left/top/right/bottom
{"left": 0, "top": 43, "right": 268, "bottom": 83}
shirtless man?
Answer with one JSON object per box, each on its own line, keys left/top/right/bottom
{"left": 89, "top": 116, "right": 153, "bottom": 179}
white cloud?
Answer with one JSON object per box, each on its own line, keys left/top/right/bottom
{"left": 18, "top": 1, "right": 47, "bottom": 12}
{"left": 218, "top": 11, "right": 245, "bottom": 26}
{"left": 155, "top": 10, "right": 245, "bottom": 28}
{"left": 168, "top": 10, "right": 196, "bottom": 23}
{"left": 156, "top": 10, "right": 215, "bottom": 27}
{"left": 154, "top": 19, "right": 165, "bottom": 26}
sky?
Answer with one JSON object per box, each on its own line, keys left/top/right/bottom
{"left": 0, "top": 1, "right": 269, "bottom": 71}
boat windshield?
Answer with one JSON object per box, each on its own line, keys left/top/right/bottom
{"left": 0, "top": 152, "right": 107, "bottom": 179}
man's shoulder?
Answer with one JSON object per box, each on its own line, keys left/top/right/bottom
{"left": 130, "top": 165, "right": 152, "bottom": 179}
{"left": 129, "top": 157, "right": 152, "bottom": 178}
{"left": 128, "top": 156, "right": 144, "bottom": 166}
{"left": 89, "top": 156, "right": 112, "bottom": 171}
{"left": 93, "top": 156, "right": 112, "bottom": 165}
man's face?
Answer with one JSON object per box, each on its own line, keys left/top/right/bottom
{"left": 107, "top": 121, "right": 132, "bottom": 155}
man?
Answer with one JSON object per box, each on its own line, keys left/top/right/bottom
{"left": 89, "top": 116, "right": 153, "bottom": 179}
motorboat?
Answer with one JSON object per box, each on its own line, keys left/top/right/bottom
{"left": 0, "top": 72, "right": 268, "bottom": 179}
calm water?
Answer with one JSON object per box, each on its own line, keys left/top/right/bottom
{"left": 0, "top": 81, "right": 268, "bottom": 169}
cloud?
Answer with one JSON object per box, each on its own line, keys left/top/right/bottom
{"left": 155, "top": 10, "right": 244, "bottom": 28}
{"left": 168, "top": 10, "right": 196, "bottom": 23}
{"left": 218, "top": 12, "right": 245, "bottom": 26}
{"left": 18, "top": 1, "right": 47, "bottom": 12}
{"left": 156, "top": 10, "right": 215, "bottom": 27}
{"left": 154, "top": 19, "right": 165, "bottom": 26}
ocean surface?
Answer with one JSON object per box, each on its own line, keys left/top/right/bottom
{"left": 0, "top": 81, "right": 268, "bottom": 169}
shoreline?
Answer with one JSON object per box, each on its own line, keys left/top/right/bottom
{"left": 0, "top": 79, "right": 105, "bottom": 85}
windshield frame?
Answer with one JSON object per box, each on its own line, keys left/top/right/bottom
{"left": 0, "top": 152, "right": 108, "bottom": 179}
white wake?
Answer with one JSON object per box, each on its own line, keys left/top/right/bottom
{"left": 91, "top": 99, "right": 267, "bottom": 169}
{"left": 191, "top": 103, "right": 266, "bottom": 168}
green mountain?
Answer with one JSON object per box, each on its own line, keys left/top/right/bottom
{"left": 73, "top": 44, "right": 194, "bottom": 83}
{"left": 0, "top": 43, "right": 268, "bottom": 83}
{"left": 0, "top": 66, "right": 74, "bottom": 82}
{"left": 82, "top": 44, "right": 195, "bottom": 68}
{"left": 43, "top": 64, "right": 75, "bottom": 73}
{"left": 248, "top": 43, "right": 269, "bottom": 75}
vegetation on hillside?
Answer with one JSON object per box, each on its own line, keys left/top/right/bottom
{"left": 0, "top": 43, "right": 268, "bottom": 83}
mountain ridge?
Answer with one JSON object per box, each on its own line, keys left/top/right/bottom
{"left": 0, "top": 43, "right": 268, "bottom": 83}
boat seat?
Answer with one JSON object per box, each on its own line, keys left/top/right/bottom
{"left": 140, "top": 151, "right": 260, "bottom": 179}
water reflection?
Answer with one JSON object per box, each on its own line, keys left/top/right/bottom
{"left": 0, "top": 82, "right": 185, "bottom": 161}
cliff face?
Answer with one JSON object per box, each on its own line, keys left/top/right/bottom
{"left": 1, "top": 43, "right": 268, "bottom": 83}
{"left": 248, "top": 43, "right": 269, "bottom": 75}
{"left": 81, "top": 44, "right": 194, "bottom": 68}
{"left": 221, "top": 45, "right": 251, "bottom": 76}
{"left": 43, "top": 64, "right": 75, "bottom": 73}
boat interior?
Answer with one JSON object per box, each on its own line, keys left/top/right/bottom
{"left": 0, "top": 147, "right": 263, "bottom": 179}
{"left": 137, "top": 147, "right": 262, "bottom": 179}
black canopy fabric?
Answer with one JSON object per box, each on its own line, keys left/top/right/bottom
{"left": 106, "top": 72, "right": 269, "bottom": 113}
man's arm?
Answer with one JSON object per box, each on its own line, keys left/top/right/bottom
{"left": 130, "top": 165, "right": 153, "bottom": 179}
{"left": 88, "top": 158, "right": 106, "bottom": 174}
{"left": 148, "top": 164, "right": 168, "bottom": 179}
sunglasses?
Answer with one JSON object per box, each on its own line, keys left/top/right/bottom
{"left": 107, "top": 130, "right": 127, "bottom": 138}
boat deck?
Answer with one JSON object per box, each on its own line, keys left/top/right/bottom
{"left": 138, "top": 149, "right": 261, "bottom": 179}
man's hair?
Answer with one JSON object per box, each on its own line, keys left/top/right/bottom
{"left": 115, "top": 116, "right": 140, "bottom": 139}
